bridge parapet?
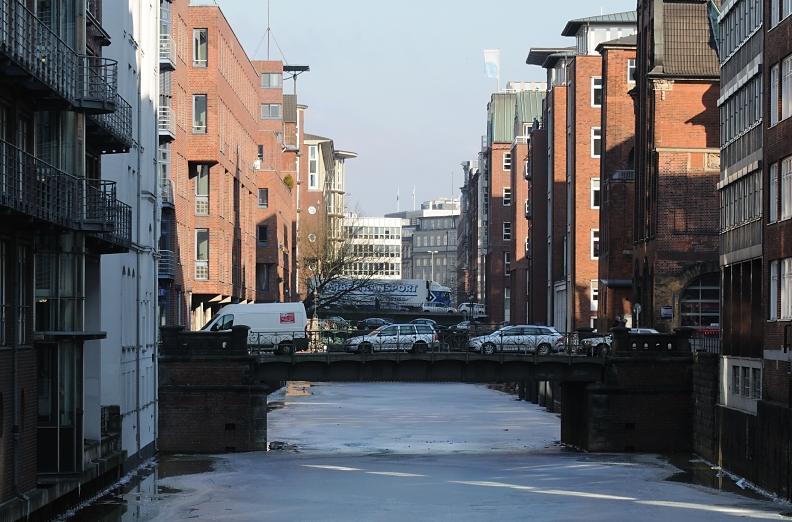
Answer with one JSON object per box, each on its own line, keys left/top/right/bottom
{"left": 160, "top": 325, "right": 250, "bottom": 356}
{"left": 610, "top": 327, "right": 693, "bottom": 355}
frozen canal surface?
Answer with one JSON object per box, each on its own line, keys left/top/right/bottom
{"left": 97, "top": 383, "right": 791, "bottom": 521}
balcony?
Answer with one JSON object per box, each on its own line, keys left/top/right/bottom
{"left": 86, "top": 0, "right": 111, "bottom": 46}
{"left": 73, "top": 55, "right": 118, "bottom": 113}
{"left": 87, "top": 93, "right": 133, "bottom": 153}
{"left": 0, "top": 139, "right": 79, "bottom": 228}
{"left": 0, "top": 139, "right": 131, "bottom": 251}
{"left": 160, "top": 175, "right": 174, "bottom": 208}
{"left": 159, "top": 250, "right": 176, "bottom": 279}
{"left": 78, "top": 179, "right": 132, "bottom": 251}
{"left": 159, "top": 34, "right": 175, "bottom": 71}
{"left": 158, "top": 106, "right": 175, "bottom": 142}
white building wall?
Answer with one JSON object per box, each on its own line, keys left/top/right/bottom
{"left": 97, "top": 0, "right": 160, "bottom": 464}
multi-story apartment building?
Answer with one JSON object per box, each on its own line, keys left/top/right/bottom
{"left": 342, "top": 216, "right": 403, "bottom": 280}
{"left": 526, "top": 12, "right": 636, "bottom": 332}
{"left": 388, "top": 199, "right": 460, "bottom": 291}
{"left": 484, "top": 92, "right": 518, "bottom": 323}
{"left": 458, "top": 160, "right": 486, "bottom": 305}
{"left": 526, "top": 48, "right": 573, "bottom": 329}
{"left": 298, "top": 133, "right": 356, "bottom": 295}
{"left": 595, "top": 35, "right": 637, "bottom": 331}
{"left": 634, "top": 0, "right": 721, "bottom": 332}
{"left": 525, "top": 117, "right": 548, "bottom": 324}
{"left": 0, "top": 0, "right": 152, "bottom": 516}
{"left": 509, "top": 89, "right": 545, "bottom": 324}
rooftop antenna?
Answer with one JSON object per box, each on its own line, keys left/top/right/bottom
{"left": 267, "top": 0, "right": 271, "bottom": 59}
{"left": 412, "top": 185, "right": 416, "bottom": 212}
{"left": 396, "top": 186, "right": 400, "bottom": 213}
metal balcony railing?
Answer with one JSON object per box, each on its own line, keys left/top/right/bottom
{"left": 159, "top": 34, "right": 175, "bottom": 70}
{"left": 0, "top": 1, "right": 118, "bottom": 113}
{"left": 0, "top": 139, "right": 79, "bottom": 228}
{"left": 79, "top": 179, "right": 132, "bottom": 249}
{"left": 88, "top": 93, "right": 133, "bottom": 152}
{"left": 158, "top": 250, "right": 176, "bottom": 279}
{"left": 160, "top": 175, "right": 174, "bottom": 207}
{"left": 158, "top": 106, "right": 175, "bottom": 141}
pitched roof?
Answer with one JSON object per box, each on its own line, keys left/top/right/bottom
{"left": 653, "top": 1, "right": 720, "bottom": 78}
{"left": 304, "top": 133, "right": 330, "bottom": 142}
{"left": 283, "top": 94, "right": 297, "bottom": 123}
{"left": 561, "top": 11, "right": 637, "bottom": 36}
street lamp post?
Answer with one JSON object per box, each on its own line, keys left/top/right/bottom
{"left": 428, "top": 250, "right": 439, "bottom": 282}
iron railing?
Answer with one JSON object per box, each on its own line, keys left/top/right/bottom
{"left": 160, "top": 175, "right": 174, "bottom": 206}
{"left": 158, "top": 249, "right": 176, "bottom": 279}
{"left": 88, "top": 93, "right": 133, "bottom": 151}
{"left": 158, "top": 106, "right": 175, "bottom": 140}
{"left": 0, "top": 138, "right": 79, "bottom": 227}
{"left": 80, "top": 179, "right": 132, "bottom": 248}
{"left": 0, "top": 0, "right": 118, "bottom": 111}
{"left": 159, "top": 33, "right": 174, "bottom": 69}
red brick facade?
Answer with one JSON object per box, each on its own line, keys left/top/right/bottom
{"left": 487, "top": 143, "right": 513, "bottom": 323}
{"left": 510, "top": 140, "right": 530, "bottom": 324}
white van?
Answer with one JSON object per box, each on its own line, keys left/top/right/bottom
{"left": 458, "top": 302, "right": 486, "bottom": 319}
{"left": 201, "top": 303, "right": 309, "bottom": 354}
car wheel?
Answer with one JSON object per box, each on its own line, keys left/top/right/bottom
{"left": 358, "top": 342, "right": 372, "bottom": 354}
{"left": 411, "top": 342, "right": 427, "bottom": 354}
{"left": 482, "top": 343, "right": 496, "bottom": 355}
{"left": 597, "top": 343, "right": 609, "bottom": 357}
{"left": 537, "top": 343, "right": 551, "bottom": 356}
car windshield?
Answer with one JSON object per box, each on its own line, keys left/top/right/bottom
{"left": 369, "top": 325, "right": 387, "bottom": 334}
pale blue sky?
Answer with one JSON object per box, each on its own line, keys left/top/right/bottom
{"left": 220, "top": 0, "right": 636, "bottom": 214}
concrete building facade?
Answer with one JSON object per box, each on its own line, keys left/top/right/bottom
{"left": 342, "top": 216, "right": 403, "bottom": 280}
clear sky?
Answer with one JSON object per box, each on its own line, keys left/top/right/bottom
{"left": 220, "top": 0, "right": 636, "bottom": 215}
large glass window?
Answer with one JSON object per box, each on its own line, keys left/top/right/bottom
{"left": 308, "top": 145, "right": 319, "bottom": 189}
{"left": 783, "top": 258, "right": 792, "bottom": 320}
{"left": 256, "top": 263, "right": 270, "bottom": 291}
{"left": 591, "top": 77, "right": 603, "bottom": 107}
{"left": 680, "top": 273, "right": 720, "bottom": 327}
{"left": 770, "top": 162, "right": 779, "bottom": 223}
{"left": 502, "top": 222, "right": 512, "bottom": 241}
{"left": 261, "top": 73, "right": 282, "bottom": 88}
{"left": 257, "top": 225, "right": 268, "bottom": 244}
{"left": 260, "top": 104, "right": 282, "bottom": 120}
{"left": 192, "top": 94, "right": 207, "bottom": 133}
{"left": 195, "top": 229, "right": 209, "bottom": 280}
{"left": 771, "top": 64, "right": 779, "bottom": 126}
{"left": 770, "top": 260, "right": 779, "bottom": 320}
{"left": 193, "top": 28, "right": 207, "bottom": 67}
{"left": 783, "top": 55, "right": 792, "bottom": 121}
{"left": 258, "top": 188, "right": 269, "bottom": 208}
{"left": 627, "top": 59, "right": 636, "bottom": 84}
{"left": 782, "top": 157, "right": 792, "bottom": 220}
{"left": 195, "top": 165, "right": 209, "bottom": 215}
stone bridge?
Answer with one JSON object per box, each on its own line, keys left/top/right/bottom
{"left": 158, "top": 326, "right": 696, "bottom": 456}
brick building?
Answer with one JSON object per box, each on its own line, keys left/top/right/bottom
{"left": 595, "top": 35, "right": 637, "bottom": 331}
{"left": 458, "top": 160, "right": 484, "bottom": 305}
{"left": 509, "top": 89, "right": 545, "bottom": 324}
{"left": 634, "top": 0, "right": 721, "bottom": 332}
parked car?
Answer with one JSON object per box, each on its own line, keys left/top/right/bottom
{"left": 421, "top": 302, "right": 457, "bottom": 314}
{"left": 345, "top": 324, "right": 438, "bottom": 353}
{"left": 410, "top": 318, "right": 439, "bottom": 328}
{"left": 458, "top": 302, "right": 487, "bottom": 319}
{"left": 323, "top": 315, "right": 351, "bottom": 330}
{"left": 356, "top": 317, "right": 393, "bottom": 331}
{"left": 200, "top": 302, "right": 309, "bottom": 355}
{"left": 467, "top": 325, "right": 563, "bottom": 355}
{"left": 580, "top": 328, "right": 661, "bottom": 356}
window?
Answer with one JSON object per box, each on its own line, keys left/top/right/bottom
{"left": 591, "top": 229, "right": 600, "bottom": 259}
{"left": 783, "top": 55, "right": 792, "bottom": 121}
{"left": 591, "top": 127, "right": 602, "bottom": 158}
{"left": 771, "top": 0, "right": 780, "bottom": 26}
{"left": 680, "top": 273, "right": 720, "bottom": 327}
{"left": 257, "top": 144, "right": 264, "bottom": 161}
{"left": 308, "top": 145, "right": 319, "bottom": 189}
{"left": 192, "top": 94, "right": 207, "bottom": 133}
{"left": 256, "top": 263, "right": 270, "bottom": 291}
{"left": 503, "top": 187, "right": 512, "bottom": 206}
{"left": 592, "top": 77, "right": 603, "bottom": 107}
{"left": 193, "top": 28, "right": 207, "bottom": 67}
{"left": 504, "top": 288, "right": 511, "bottom": 323}
{"left": 770, "top": 163, "right": 779, "bottom": 223}
{"left": 257, "top": 225, "right": 269, "bottom": 245}
{"left": 503, "top": 222, "right": 512, "bottom": 241}
{"left": 591, "top": 280, "right": 599, "bottom": 312}
{"left": 504, "top": 252, "right": 511, "bottom": 274}
{"left": 261, "top": 73, "right": 282, "bottom": 89}
{"left": 627, "top": 59, "right": 636, "bottom": 83}
{"left": 591, "top": 178, "right": 601, "bottom": 209}
{"left": 751, "top": 368, "right": 762, "bottom": 400}
{"left": 771, "top": 64, "right": 779, "bottom": 126}
{"left": 770, "top": 260, "right": 779, "bottom": 320}
{"left": 787, "top": 0, "right": 792, "bottom": 20}
{"left": 258, "top": 188, "right": 269, "bottom": 208}
{"left": 783, "top": 258, "right": 792, "bottom": 320}
{"left": 783, "top": 157, "right": 792, "bottom": 220}
{"left": 195, "top": 165, "right": 209, "bottom": 215}
{"left": 503, "top": 152, "right": 511, "bottom": 170}
{"left": 195, "top": 229, "right": 209, "bottom": 280}
{"left": 731, "top": 365, "right": 740, "bottom": 395}
{"left": 260, "top": 104, "right": 282, "bottom": 120}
